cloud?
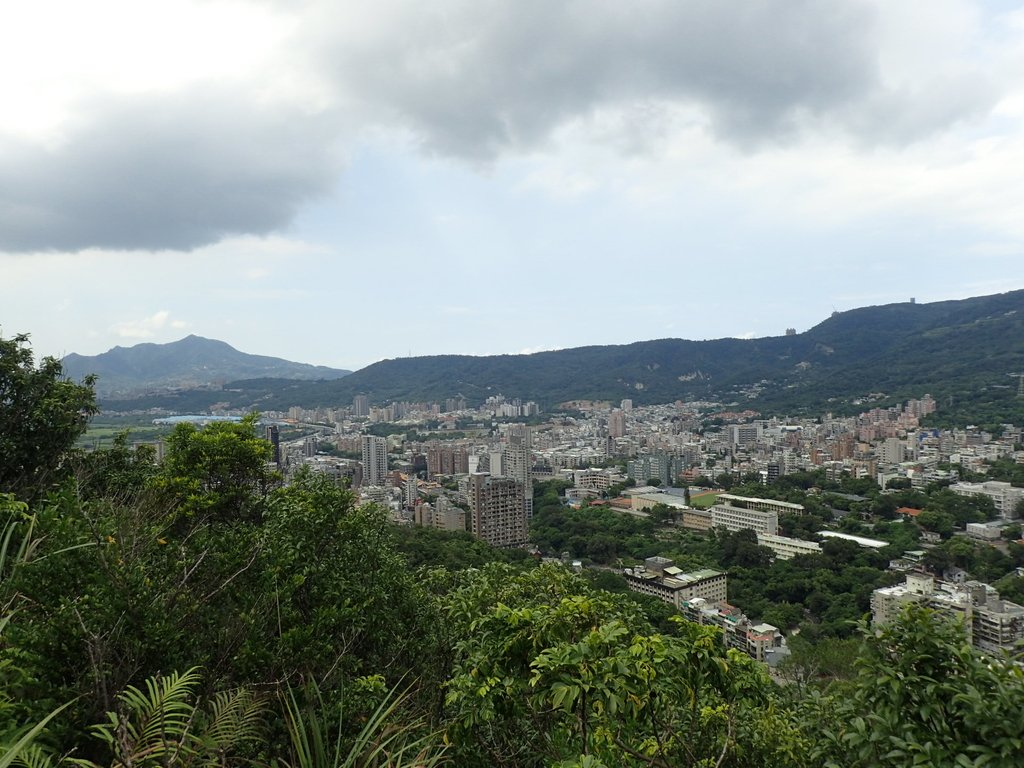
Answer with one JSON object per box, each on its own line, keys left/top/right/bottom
{"left": 321, "top": 0, "right": 994, "bottom": 157}
{"left": 0, "top": 0, "right": 1006, "bottom": 253}
{"left": 111, "top": 310, "right": 186, "bottom": 339}
{"left": 0, "top": 87, "right": 342, "bottom": 252}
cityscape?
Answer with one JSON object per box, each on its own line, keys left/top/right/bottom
{"left": 117, "top": 382, "right": 1024, "bottom": 666}
{"left": 5, "top": 0, "right": 1024, "bottom": 765}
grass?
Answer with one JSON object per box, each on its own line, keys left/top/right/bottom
{"left": 689, "top": 491, "right": 721, "bottom": 509}
{"left": 78, "top": 418, "right": 172, "bottom": 449}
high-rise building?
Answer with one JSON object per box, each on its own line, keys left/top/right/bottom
{"left": 608, "top": 409, "right": 626, "bottom": 439}
{"left": 467, "top": 473, "right": 527, "bottom": 547}
{"left": 627, "top": 453, "right": 675, "bottom": 486}
{"left": 426, "top": 445, "right": 469, "bottom": 478}
{"left": 361, "top": 435, "right": 388, "bottom": 487}
{"left": 264, "top": 425, "right": 281, "bottom": 467}
{"left": 879, "top": 437, "right": 905, "bottom": 465}
{"left": 352, "top": 395, "right": 370, "bottom": 417}
{"left": 501, "top": 430, "right": 533, "bottom": 520}
{"left": 730, "top": 424, "right": 762, "bottom": 446}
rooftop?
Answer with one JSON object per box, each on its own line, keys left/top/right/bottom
{"left": 818, "top": 531, "right": 888, "bottom": 549}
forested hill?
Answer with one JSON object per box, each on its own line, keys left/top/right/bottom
{"left": 99, "top": 290, "right": 1024, "bottom": 417}
{"left": 64, "top": 334, "right": 350, "bottom": 396}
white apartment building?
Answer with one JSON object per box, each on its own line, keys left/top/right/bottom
{"left": 950, "top": 481, "right": 1024, "bottom": 520}
{"left": 360, "top": 435, "right": 388, "bottom": 487}
{"left": 709, "top": 493, "right": 802, "bottom": 536}
{"left": 872, "top": 573, "right": 1024, "bottom": 655}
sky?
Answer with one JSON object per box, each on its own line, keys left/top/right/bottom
{"left": 3, "top": 0, "right": 1024, "bottom": 371}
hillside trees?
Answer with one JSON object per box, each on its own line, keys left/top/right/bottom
{"left": 808, "top": 606, "right": 1024, "bottom": 768}
{"left": 154, "top": 414, "right": 277, "bottom": 524}
{"left": 441, "top": 564, "right": 810, "bottom": 767}
{"left": 0, "top": 333, "right": 97, "bottom": 498}
{"left": 5, "top": 450, "right": 440, "bottom": 758}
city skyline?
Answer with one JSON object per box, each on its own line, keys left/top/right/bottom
{"left": 4, "top": 1, "right": 1024, "bottom": 370}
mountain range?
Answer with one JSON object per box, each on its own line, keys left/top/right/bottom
{"left": 62, "top": 335, "right": 350, "bottom": 397}
{"left": 90, "top": 290, "right": 1024, "bottom": 424}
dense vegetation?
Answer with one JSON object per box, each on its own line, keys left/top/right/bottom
{"left": 4, "top": 333, "right": 1024, "bottom": 767}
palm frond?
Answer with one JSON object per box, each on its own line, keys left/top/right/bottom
{"left": 199, "top": 687, "right": 266, "bottom": 757}
{"left": 90, "top": 668, "right": 202, "bottom": 767}
{"left": 5, "top": 742, "right": 57, "bottom": 768}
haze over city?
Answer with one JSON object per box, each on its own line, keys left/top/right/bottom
{"left": 4, "top": 0, "right": 1024, "bottom": 369}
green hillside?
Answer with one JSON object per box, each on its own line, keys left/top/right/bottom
{"left": 64, "top": 334, "right": 350, "bottom": 397}
{"left": 98, "top": 290, "right": 1024, "bottom": 422}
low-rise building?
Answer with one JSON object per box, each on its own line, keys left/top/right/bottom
{"left": 682, "top": 507, "right": 713, "bottom": 531}
{"left": 966, "top": 521, "right": 1005, "bottom": 541}
{"left": 710, "top": 501, "right": 778, "bottom": 536}
{"left": 680, "top": 598, "right": 788, "bottom": 665}
{"left": 757, "top": 533, "right": 822, "bottom": 560}
{"left": 623, "top": 558, "right": 727, "bottom": 609}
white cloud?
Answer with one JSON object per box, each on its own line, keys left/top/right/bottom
{"left": 111, "top": 310, "right": 184, "bottom": 339}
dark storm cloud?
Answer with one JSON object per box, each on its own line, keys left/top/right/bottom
{"left": 0, "top": 88, "right": 342, "bottom": 252}
{"left": 330, "top": 0, "right": 893, "bottom": 156}
{"left": 331, "top": 0, "right": 998, "bottom": 157}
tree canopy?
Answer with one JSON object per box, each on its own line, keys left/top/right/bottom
{"left": 0, "top": 333, "right": 97, "bottom": 498}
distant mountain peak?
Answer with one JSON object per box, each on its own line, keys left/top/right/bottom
{"left": 63, "top": 336, "right": 350, "bottom": 397}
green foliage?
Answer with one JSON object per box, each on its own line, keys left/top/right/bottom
{"left": 392, "top": 526, "right": 532, "bottom": 570}
{"left": 154, "top": 414, "right": 276, "bottom": 524}
{"left": 776, "top": 635, "right": 859, "bottom": 687}
{"left": 69, "top": 434, "right": 159, "bottom": 503}
{"left": 3, "top": 465, "right": 438, "bottom": 754}
{"left": 280, "top": 680, "right": 445, "bottom": 768}
{"left": 529, "top": 505, "right": 658, "bottom": 564}
{"left": 992, "top": 568, "right": 1024, "bottom": 604}
{"left": 810, "top": 606, "right": 1024, "bottom": 768}
{"left": 0, "top": 701, "right": 74, "bottom": 768}
{"left": 926, "top": 535, "right": 1024, "bottom": 583}
{"left": 248, "top": 471, "right": 438, "bottom": 688}
{"left": 981, "top": 456, "right": 1024, "bottom": 487}
{"left": 77, "top": 668, "right": 265, "bottom": 768}
{"left": 0, "top": 333, "right": 97, "bottom": 498}
{"left": 442, "top": 564, "right": 809, "bottom": 767}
